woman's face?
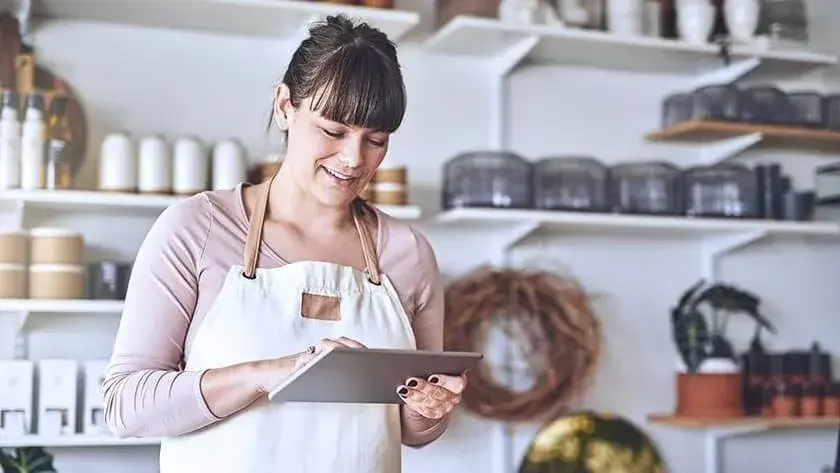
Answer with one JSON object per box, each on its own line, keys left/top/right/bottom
{"left": 275, "top": 85, "right": 390, "bottom": 209}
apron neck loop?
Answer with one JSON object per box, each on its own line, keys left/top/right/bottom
{"left": 352, "top": 198, "right": 381, "bottom": 286}
{"left": 241, "top": 173, "right": 382, "bottom": 285}
{"left": 241, "top": 172, "right": 276, "bottom": 279}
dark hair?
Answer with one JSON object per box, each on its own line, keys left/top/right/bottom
{"left": 273, "top": 14, "right": 406, "bottom": 133}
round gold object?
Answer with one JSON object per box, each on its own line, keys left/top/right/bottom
{"left": 519, "top": 411, "right": 668, "bottom": 473}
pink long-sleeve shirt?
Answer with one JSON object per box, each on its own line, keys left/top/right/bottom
{"left": 103, "top": 183, "right": 444, "bottom": 438}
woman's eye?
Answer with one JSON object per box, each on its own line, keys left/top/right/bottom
{"left": 368, "top": 139, "right": 386, "bottom": 147}
{"left": 321, "top": 128, "right": 344, "bottom": 139}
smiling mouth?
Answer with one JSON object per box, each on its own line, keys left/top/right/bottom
{"left": 321, "top": 166, "right": 358, "bottom": 186}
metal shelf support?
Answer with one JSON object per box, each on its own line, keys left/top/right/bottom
{"left": 701, "top": 230, "right": 768, "bottom": 281}
{"left": 681, "top": 57, "right": 762, "bottom": 91}
{"left": 704, "top": 425, "right": 770, "bottom": 473}
{"left": 487, "top": 35, "right": 539, "bottom": 150}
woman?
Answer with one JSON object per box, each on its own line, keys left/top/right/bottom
{"left": 103, "top": 14, "right": 465, "bottom": 473}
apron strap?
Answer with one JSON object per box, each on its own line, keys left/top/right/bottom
{"left": 242, "top": 173, "right": 381, "bottom": 285}
{"left": 352, "top": 199, "right": 382, "bottom": 285}
{"left": 241, "top": 173, "right": 276, "bottom": 279}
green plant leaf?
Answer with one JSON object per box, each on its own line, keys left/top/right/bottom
{"left": 0, "top": 447, "right": 57, "bottom": 473}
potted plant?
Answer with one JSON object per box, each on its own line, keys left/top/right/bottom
{"left": 0, "top": 447, "right": 57, "bottom": 473}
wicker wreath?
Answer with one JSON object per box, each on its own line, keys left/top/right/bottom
{"left": 444, "top": 266, "right": 602, "bottom": 422}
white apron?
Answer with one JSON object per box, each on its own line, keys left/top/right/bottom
{"left": 158, "top": 175, "right": 417, "bottom": 473}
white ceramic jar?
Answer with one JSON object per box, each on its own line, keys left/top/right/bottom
{"left": 211, "top": 139, "right": 247, "bottom": 190}
{"left": 98, "top": 132, "right": 136, "bottom": 192}
{"left": 725, "top": 0, "right": 760, "bottom": 44}
{"left": 677, "top": 0, "right": 715, "bottom": 44}
{"left": 138, "top": 135, "right": 172, "bottom": 194}
{"left": 172, "top": 136, "right": 208, "bottom": 195}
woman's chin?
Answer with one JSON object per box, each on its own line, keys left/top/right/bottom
{"left": 312, "top": 186, "right": 360, "bottom": 209}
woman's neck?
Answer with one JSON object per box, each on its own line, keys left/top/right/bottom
{"left": 266, "top": 165, "right": 355, "bottom": 234}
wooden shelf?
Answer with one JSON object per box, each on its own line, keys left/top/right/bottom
{"left": 0, "top": 434, "right": 161, "bottom": 448}
{"left": 423, "top": 16, "right": 837, "bottom": 75}
{"left": 0, "top": 299, "right": 124, "bottom": 314}
{"left": 32, "top": 0, "right": 421, "bottom": 41}
{"left": 645, "top": 120, "right": 840, "bottom": 150}
{"left": 649, "top": 414, "right": 840, "bottom": 429}
{"left": 0, "top": 189, "right": 422, "bottom": 220}
{"left": 435, "top": 207, "right": 840, "bottom": 238}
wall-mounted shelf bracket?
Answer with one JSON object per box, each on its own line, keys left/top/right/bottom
{"left": 495, "top": 221, "right": 541, "bottom": 257}
{"left": 701, "top": 230, "right": 767, "bottom": 281}
{"left": 680, "top": 57, "right": 762, "bottom": 92}
{"left": 490, "top": 35, "right": 540, "bottom": 77}
{"left": 1, "top": 309, "right": 31, "bottom": 359}
{"left": 696, "top": 132, "right": 764, "bottom": 165}
{"left": 487, "top": 35, "right": 539, "bottom": 150}
{"left": 704, "top": 424, "right": 769, "bottom": 473}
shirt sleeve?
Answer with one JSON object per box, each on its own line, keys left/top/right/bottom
{"left": 407, "top": 227, "right": 444, "bottom": 352}
{"left": 103, "top": 194, "right": 221, "bottom": 438}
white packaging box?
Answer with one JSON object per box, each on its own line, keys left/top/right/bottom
{"left": 82, "top": 359, "right": 110, "bottom": 435}
{"left": 0, "top": 360, "right": 35, "bottom": 436}
{"left": 37, "top": 359, "right": 78, "bottom": 436}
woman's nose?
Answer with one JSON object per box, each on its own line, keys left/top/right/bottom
{"left": 339, "top": 140, "right": 364, "bottom": 167}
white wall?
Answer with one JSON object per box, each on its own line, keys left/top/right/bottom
{"left": 3, "top": 2, "right": 840, "bottom": 472}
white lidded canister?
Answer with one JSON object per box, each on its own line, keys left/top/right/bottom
{"left": 172, "top": 136, "right": 208, "bottom": 196}
{"left": 98, "top": 132, "right": 136, "bottom": 192}
{"left": 137, "top": 135, "right": 171, "bottom": 194}
{"left": 211, "top": 139, "right": 247, "bottom": 190}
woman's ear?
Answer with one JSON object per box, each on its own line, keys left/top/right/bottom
{"left": 273, "top": 83, "right": 294, "bottom": 130}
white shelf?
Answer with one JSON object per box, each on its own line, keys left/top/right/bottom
{"left": 0, "top": 435, "right": 161, "bottom": 448}
{"left": 0, "top": 299, "right": 124, "bottom": 314}
{"left": 435, "top": 207, "right": 840, "bottom": 281}
{"left": 423, "top": 16, "right": 838, "bottom": 75}
{"left": 435, "top": 207, "right": 840, "bottom": 237}
{"left": 0, "top": 189, "right": 423, "bottom": 220}
{"left": 32, "top": 0, "right": 421, "bottom": 41}
{"left": 1, "top": 189, "right": 182, "bottom": 211}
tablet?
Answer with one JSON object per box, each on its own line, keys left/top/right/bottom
{"left": 267, "top": 347, "right": 483, "bottom": 404}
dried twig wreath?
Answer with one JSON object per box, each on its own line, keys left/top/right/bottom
{"left": 444, "top": 266, "right": 602, "bottom": 422}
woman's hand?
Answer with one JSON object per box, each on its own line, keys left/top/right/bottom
{"left": 397, "top": 372, "right": 468, "bottom": 420}
{"left": 293, "top": 336, "right": 366, "bottom": 371}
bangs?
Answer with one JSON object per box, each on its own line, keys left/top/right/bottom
{"left": 306, "top": 45, "right": 406, "bottom": 133}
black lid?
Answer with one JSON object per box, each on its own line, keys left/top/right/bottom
{"left": 48, "top": 95, "right": 69, "bottom": 115}
{"left": 25, "top": 91, "right": 44, "bottom": 112}
{"left": 741, "top": 352, "right": 770, "bottom": 373}
{"left": 783, "top": 351, "right": 811, "bottom": 374}
{"left": 769, "top": 354, "right": 785, "bottom": 374}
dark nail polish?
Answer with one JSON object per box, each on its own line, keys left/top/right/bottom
{"left": 407, "top": 379, "right": 418, "bottom": 387}
{"left": 429, "top": 376, "right": 439, "bottom": 384}
{"left": 398, "top": 387, "right": 408, "bottom": 396}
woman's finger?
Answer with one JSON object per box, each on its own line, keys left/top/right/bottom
{"left": 397, "top": 386, "right": 450, "bottom": 420}
{"left": 335, "top": 336, "right": 367, "bottom": 349}
{"left": 427, "top": 373, "right": 468, "bottom": 394}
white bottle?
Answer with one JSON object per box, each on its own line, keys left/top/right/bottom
{"left": 98, "top": 132, "right": 136, "bottom": 192}
{"left": 211, "top": 139, "right": 246, "bottom": 190}
{"left": 137, "top": 135, "right": 172, "bottom": 194}
{"left": 172, "top": 136, "right": 208, "bottom": 195}
{"left": 0, "top": 90, "right": 22, "bottom": 189}
{"left": 20, "top": 92, "right": 46, "bottom": 190}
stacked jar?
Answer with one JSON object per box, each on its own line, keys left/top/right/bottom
{"left": 28, "top": 228, "right": 85, "bottom": 299}
{"left": 0, "top": 229, "right": 29, "bottom": 298}
{"left": 369, "top": 165, "right": 408, "bottom": 206}
{"left": 759, "top": 347, "right": 839, "bottom": 418}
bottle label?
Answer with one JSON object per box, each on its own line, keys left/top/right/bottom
{"left": 48, "top": 139, "right": 68, "bottom": 162}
